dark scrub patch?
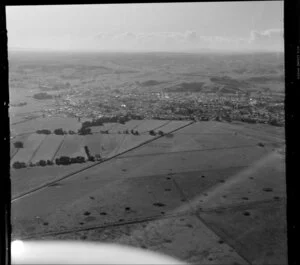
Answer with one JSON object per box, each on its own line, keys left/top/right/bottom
{"left": 100, "top": 212, "right": 107, "bottom": 215}
{"left": 43, "top": 222, "right": 49, "bottom": 226}
{"left": 241, "top": 197, "right": 249, "bottom": 200}
{"left": 164, "top": 188, "right": 171, "bottom": 191}
{"left": 125, "top": 207, "right": 131, "bottom": 211}
{"left": 84, "top": 211, "right": 91, "bottom": 216}
{"left": 263, "top": 187, "right": 273, "bottom": 192}
{"left": 84, "top": 216, "right": 96, "bottom": 222}
{"left": 89, "top": 196, "right": 95, "bottom": 200}
{"left": 243, "top": 211, "right": 251, "bottom": 216}
{"left": 153, "top": 202, "right": 165, "bottom": 207}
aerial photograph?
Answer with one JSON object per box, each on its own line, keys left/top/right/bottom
{"left": 7, "top": 2, "right": 286, "bottom": 264}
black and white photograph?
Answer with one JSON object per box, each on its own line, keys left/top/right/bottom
{"left": 6, "top": 1, "right": 287, "bottom": 264}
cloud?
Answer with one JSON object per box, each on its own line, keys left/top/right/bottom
{"left": 92, "top": 29, "right": 283, "bottom": 51}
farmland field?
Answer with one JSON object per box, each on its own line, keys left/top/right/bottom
{"left": 11, "top": 163, "right": 94, "bottom": 198}
{"left": 10, "top": 116, "right": 83, "bottom": 136}
{"left": 11, "top": 134, "right": 46, "bottom": 164}
{"left": 109, "top": 120, "right": 145, "bottom": 133}
{"left": 89, "top": 123, "right": 119, "bottom": 133}
{"left": 55, "top": 135, "right": 87, "bottom": 159}
{"left": 31, "top": 134, "right": 64, "bottom": 163}
{"left": 157, "top": 120, "right": 192, "bottom": 133}
{"left": 134, "top": 119, "right": 169, "bottom": 133}
{"left": 84, "top": 134, "right": 124, "bottom": 158}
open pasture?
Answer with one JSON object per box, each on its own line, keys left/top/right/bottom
{"left": 84, "top": 134, "right": 124, "bottom": 158}
{"left": 109, "top": 120, "right": 145, "bottom": 133}
{"left": 109, "top": 134, "right": 152, "bottom": 157}
{"left": 55, "top": 135, "right": 87, "bottom": 159}
{"left": 31, "top": 135, "right": 65, "bottom": 163}
{"left": 89, "top": 122, "right": 119, "bottom": 133}
{"left": 134, "top": 119, "right": 169, "bottom": 133}
{"left": 11, "top": 116, "right": 83, "bottom": 136}
{"left": 157, "top": 120, "right": 192, "bottom": 133}
{"left": 11, "top": 134, "right": 46, "bottom": 164}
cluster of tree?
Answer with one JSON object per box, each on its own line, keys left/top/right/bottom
{"left": 12, "top": 161, "right": 26, "bottom": 169}
{"left": 13, "top": 141, "right": 24, "bottom": 149}
{"left": 149, "top": 130, "right": 164, "bottom": 136}
{"left": 158, "top": 130, "right": 165, "bottom": 136}
{"left": 80, "top": 115, "right": 134, "bottom": 131}
{"left": 30, "top": 160, "right": 54, "bottom": 167}
{"left": 54, "top": 128, "right": 66, "bottom": 135}
{"left": 33, "top": 92, "right": 53, "bottom": 100}
{"left": 130, "top": 129, "right": 139, "bottom": 136}
{"left": 36, "top": 129, "right": 52, "bottom": 135}
{"left": 36, "top": 129, "right": 77, "bottom": 135}
{"left": 55, "top": 156, "right": 86, "bottom": 165}
{"left": 149, "top": 130, "right": 156, "bottom": 136}
{"left": 268, "top": 118, "right": 283, "bottom": 127}
{"left": 78, "top": 127, "right": 92, "bottom": 135}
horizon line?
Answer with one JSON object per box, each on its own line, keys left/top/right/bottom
{"left": 8, "top": 47, "right": 284, "bottom": 55}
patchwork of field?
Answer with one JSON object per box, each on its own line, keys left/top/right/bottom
{"left": 10, "top": 116, "right": 83, "bottom": 136}
{"left": 55, "top": 135, "right": 87, "bottom": 159}
{"left": 11, "top": 120, "right": 286, "bottom": 264}
{"left": 11, "top": 134, "right": 46, "bottom": 164}
{"left": 31, "top": 135, "right": 65, "bottom": 163}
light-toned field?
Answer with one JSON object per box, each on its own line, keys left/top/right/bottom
{"left": 156, "top": 120, "right": 192, "bottom": 133}
{"left": 134, "top": 119, "right": 169, "bottom": 133}
{"left": 11, "top": 134, "right": 46, "bottom": 164}
{"left": 109, "top": 120, "right": 145, "bottom": 133}
{"left": 90, "top": 123, "right": 119, "bottom": 133}
{"left": 10, "top": 116, "right": 82, "bottom": 136}
{"left": 55, "top": 135, "right": 87, "bottom": 159}
{"left": 11, "top": 163, "right": 94, "bottom": 199}
{"left": 84, "top": 134, "right": 123, "bottom": 158}
{"left": 31, "top": 135, "right": 64, "bottom": 163}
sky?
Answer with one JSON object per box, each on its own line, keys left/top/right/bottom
{"left": 6, "top": 1, "right": 284, "bottom": 52}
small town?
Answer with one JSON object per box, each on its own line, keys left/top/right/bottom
{"left": 40, "top": 84, "right": 284, "bottom": 127}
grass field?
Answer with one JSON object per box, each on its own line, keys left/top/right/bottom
{"left": 157, "top": 120, "right": 192, "bottom": 133}
{"left": 11, "top": 116, "right": 83, "bottom": 136}
{"left": 31, "top": 135, "right": 65, "bottom": 163}
{"left": 84, "top": 134, "right": 123, "bottom": 158}
{"left": 134, "top": 119, "right": 169, "bottom": 133}
{"left": 55, "top": 135, "right": 87, "bottom": 159}
{"left": 108, "top": 120, "right": 144, "bottom": 133}
{"left": 11, "top": 163, "right": 93, "bottom": 199}
{"left": 11, "top": 134, "right": 46, "bottom": 164}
